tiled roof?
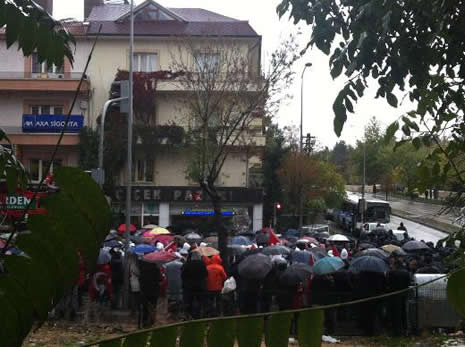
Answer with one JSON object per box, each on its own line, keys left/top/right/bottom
{"left": 87, "top": 4, "right": 240, "bottom": 22}
{"left": 87, "top": 20, "right": 259, "bottom": 37}
{"left": 167, "top": 8, "right": 239, "bottom": 22}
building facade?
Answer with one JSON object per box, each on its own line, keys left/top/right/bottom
{"left": 0, "top": 0, "right": 265, "bottom": 232}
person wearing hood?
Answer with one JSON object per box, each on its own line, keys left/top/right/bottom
{"left": 206, "top": 254, "right": 227, "bottom": 316}
{"left": 181, "top": 251, "right": 208, "bottom": 319}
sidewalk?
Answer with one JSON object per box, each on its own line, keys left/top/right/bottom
{"left": 367, "top": 193, "right": 462, "bottom": 234}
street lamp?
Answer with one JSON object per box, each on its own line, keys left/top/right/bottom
{"left": 300, "top": 62, "right": 312, "bottom": 151}
{"left": 299, "top": 62, "right": 312, "bottom": 227}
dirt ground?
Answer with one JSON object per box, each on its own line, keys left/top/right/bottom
{"left": 22, "top": 321, "right": 465, "bottom": 347}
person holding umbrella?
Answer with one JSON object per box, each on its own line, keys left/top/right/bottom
{"left": 138, "top": 259, "right": 162, "bottom": 327}
{"left": 181, "top": 251, "right": 208, "bottom": 319}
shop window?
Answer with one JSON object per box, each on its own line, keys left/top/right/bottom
{"left": 31, "top": 53, "right": 64, "bottom": 75}
{"left": 29, "top": 159, "right": 62, "bottom": 183}
{"left": 133, "top": 53, "right": 158, "bottom": 72}
{"left": 30, "top": 105, "right": 64, "bottom": 115}
{"left": 133, "top": 159, "right": 154, "bottom": 183}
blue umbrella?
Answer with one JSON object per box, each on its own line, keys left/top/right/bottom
{"left": 313, "top": 257, "right": 345, "bottom": 275}
{"left": 231, "top": 235, "right": 252, "bottom": 246}
{"left": 349, "top": 256, "right": 388, "bottom": 273}
{"left": 132, "top": 244, "right": 157, "bottom": 255}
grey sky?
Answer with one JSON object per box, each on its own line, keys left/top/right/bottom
{"left": 54, "top": 0, "right": 411, "bottom": 148}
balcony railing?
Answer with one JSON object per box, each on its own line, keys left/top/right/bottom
{"left": 0, "top": 71, "right": 87, "bottom": 80}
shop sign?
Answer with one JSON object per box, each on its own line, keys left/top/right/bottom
{"left": 114, "top": 186, "right": 263, "bottom": 204}
{"left": 4, "top": 195, "right": 37, "bottom": 210}
{"left": 22, "top": 114, "right": 84, "bottom": 133}
{"left": 182, "top": 209, "right": 235, "bottom": 216}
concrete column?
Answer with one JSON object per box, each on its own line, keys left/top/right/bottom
{"left": 159, "top": 202, "right": 170, "bottom": 227}
{"left": 252, "top": 203, "right": 263, "bottom": 232}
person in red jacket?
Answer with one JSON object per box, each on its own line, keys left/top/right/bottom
{"left": 206, "top": 255, "right": 227, "bottom": 316}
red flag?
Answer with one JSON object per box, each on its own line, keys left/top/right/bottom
{"left": 164, "top": 241, "right": 177, "bottom": 253}
{"left": 268, "top": 228, "right": 280, "bottom": 245}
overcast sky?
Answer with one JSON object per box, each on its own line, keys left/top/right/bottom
{"left": 54, "top": 0, "right": 412, "bottom": 148}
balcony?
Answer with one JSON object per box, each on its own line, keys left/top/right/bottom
{"left": 0, "top": 71, "right": 90, "bottom": 93}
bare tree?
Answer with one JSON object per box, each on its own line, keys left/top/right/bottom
{"left": 169, "top": 35, "right": 298, "bottom": 258}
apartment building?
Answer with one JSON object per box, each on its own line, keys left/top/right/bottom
{"left": 0, "top": 0, "right": 265, "bottom": 231}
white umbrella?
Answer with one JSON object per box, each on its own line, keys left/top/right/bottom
{"left": 327, "top": 234, "right": 349, "bottom": 242}
{"left": 142, "top": 224, "right": 158, "bottom": 229}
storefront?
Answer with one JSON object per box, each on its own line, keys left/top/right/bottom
{"left": 113, "top": 186, "right": 264, "bottom": 232}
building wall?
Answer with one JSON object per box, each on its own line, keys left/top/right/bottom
{"left": 0, "top": 43, "right": 25, "bottom": 72}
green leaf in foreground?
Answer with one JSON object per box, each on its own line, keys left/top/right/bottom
{"left": 447, "top": 268, "right": 465, "bottom": 317}
{"left": 297, "top": 309, "right": 324, "bottom": 347}
{"left": 237, "top": 317, "right": 264, "bottom": 347}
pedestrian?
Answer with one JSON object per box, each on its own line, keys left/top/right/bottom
{"left": 138, "top": 259, "right": 162, "bottom": 327}
{"left": 397, "top": 222, "right": 407, "bottom": 232}
{"left": 109, "top": 248, "right": 124, "bottom": 309}
{"left": 128, "top": 252, "right": 141, "bottom": 324}
{"left": 165, "top": 256, "right": 184, "bottom": 318}
{"left": 181, "top": 251, "right": 208, "bottom": 319}
{"left": 206, "top": 254, "right": 227, "bottom": 316}
{"left": 386, "top": 259, "right": 411, "bottom": 336}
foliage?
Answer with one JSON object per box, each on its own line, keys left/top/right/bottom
{"left": 262, "top": 123, "right": 288, "bottom": 225}
{"left": 85, "top": 309, "right": 325, "bottom": 347}
{"left": 277, "top": 151, "right": 345, "bottom": 218}
{"left": 0, "top": 130, "right": 28, "bottom": 194}
{"left": 0, "top": 0, "right": 75, "bottom": 67}
{"left": 0, "top": 167, "right": 111, "bottom": 346}
{"left": 79, "top": 126, "right": 99, "bottom": 171}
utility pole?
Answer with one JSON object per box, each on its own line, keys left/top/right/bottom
{"left": 123, "top": 0, "right": 134, "bottom": 309}
{"left": 299, "top": 62, "right": 312, "bottom": 227}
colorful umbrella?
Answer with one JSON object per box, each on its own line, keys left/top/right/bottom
{"left": 149, "top": 227, "right": 171, "bottom": 235}
{"left": 132, "top": 244, "right": 157, "bottom": 255}
{"left": 144, "top": 234, "right": 174, "bottom": 246}
{"left": 313, "top": 257, "right": 345, "bottom": 275}
{"left": 117, "top": 223, "right": 137, "bottom": 233}
{"left": 196, "top": 246, "right": 220, "bottom": 257}
{"left": 143, "top": 251, "right": 178, "bottom": 264}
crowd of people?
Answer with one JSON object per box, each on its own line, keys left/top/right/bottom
{"left": 71, "top": 223, "right": 456, "bottom": 336}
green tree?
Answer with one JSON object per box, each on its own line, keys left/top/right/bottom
{"left": 262, "top": 123, "right": 288, "bottom": 226}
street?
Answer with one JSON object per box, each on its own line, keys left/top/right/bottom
{"left": 390, "top": 215, "right": 447, "bottom": 245}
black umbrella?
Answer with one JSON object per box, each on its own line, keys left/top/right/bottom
{"left": 402, "top": 240, "right": 430, "bottom": 252}
{"left": 255, "top": 232, "right": 269, "bottom": 245}
{"left": 356, "top": 248, "right": 389, "bottom": 260}
{"left": 185, "top": 232, "right": 202, "bottom": 243}
{"left": 280, "top": 263, "right": 312, "bottom": 286}
{"left": 393, "top": 248, "right": 407, "bottom": 256}
{"left": 349, "top": 256, "right": 389, "bottom": 273}
{"left": 262, "top": 245, "right": 291, "bottom": 256}
{"left": 238, "top": 253, "right": 272, "bottom": 280}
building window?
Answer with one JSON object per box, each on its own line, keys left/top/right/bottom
{"left": 133, "top": 159, "right": 154, "bottom": 183}
{"left": 133, "top": 53, "right": 158, "bottom": 72}
{"left": 32, "top": 53, "right": 64, "bottom": 74}
{"left": 194, "top": 53, "right": 220, "bottom": 74}
{"left": 29, "top": 159, "right": 62, "bottom": 183}
{"left": 30, "top": 105, "right": 64, "bottom": 115}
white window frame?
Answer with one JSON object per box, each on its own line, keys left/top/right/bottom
{"left": 30, "top": 105, "right": 64, "bottom": 115}
{"left": 32, "top": 53, "right": 64, "bottom": 75}
{"left": 133, "top": 53, "right": 158, "bottom": 72}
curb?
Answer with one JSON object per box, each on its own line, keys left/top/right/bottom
{"left": 391, "top": 209, "right": 460, "bottom": 235}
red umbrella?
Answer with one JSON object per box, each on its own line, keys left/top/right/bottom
{"left": 143, "top": 251, "right": 178, "bottom": 264}
{"left": 117, "top": 223, "right": 137, "bottom": 234}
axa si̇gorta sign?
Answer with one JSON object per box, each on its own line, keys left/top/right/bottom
{"left": 22, "top": 114, "right": 84, "bottom": 133}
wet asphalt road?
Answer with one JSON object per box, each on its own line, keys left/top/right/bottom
{"left": 390, "top": 215, "right": 447, "bottom": 245}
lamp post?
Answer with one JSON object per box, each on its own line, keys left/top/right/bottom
{"left": 299, "top": 62, "right": 312, "bottom": 227}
